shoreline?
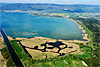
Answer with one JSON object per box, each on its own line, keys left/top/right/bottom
{"left": 65, "top": 18, "right": 91, "bottom": 42}
{"left": 0, "top": 25, "right": 90, "bottom": 43}
{"left": 0, "top": 18, "right": 90, "bottom": 58}
{"left": 0, "top": 35, "right": 89, "bottom": 46}
{"left": 0, "top": 13, "right": 91, "bottom": 43}
{"left": 0, "top": 11, "right": 90, "bottom": 41}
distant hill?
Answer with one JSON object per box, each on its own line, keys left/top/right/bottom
{"left": 0, "top": 3, "right": 100, "bottom": 13}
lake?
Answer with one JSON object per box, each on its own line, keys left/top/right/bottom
{"left": 1, "top": 12, "right": 85, "bottom": 40}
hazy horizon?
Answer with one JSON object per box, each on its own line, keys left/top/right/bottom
{"left": 0, "top": 3, "right": 100, "bottom": 6}
{"left": 0, "top": 0, "right": 100, "bottom": 5}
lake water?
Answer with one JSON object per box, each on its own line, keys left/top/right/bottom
{"left": 1, "top": 12, "right": 85, "bottom": 40}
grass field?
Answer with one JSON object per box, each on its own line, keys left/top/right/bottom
{"left": 32, "top": 58, "right": 86, "bottom": 67}
{"left": 78, "top": 51, "right": 91, "bottom": 58}
{"left": 26, "top": 48, "right": 59, "bottom": 60}
{"left": 11, "top": 40, "right": 31, "bottom": 66}
{"left": 75, "top": 42, "right": 92, "bottom": 58}
{"left": 21, "top": 37, "right": 82, "bottom": 60}
{"left": 9, "top": 38, "right": 99, "bottom": 67}
{"left": 11, "top": 41, "right": 29, "bottom": 61}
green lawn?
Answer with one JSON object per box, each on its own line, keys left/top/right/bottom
{"left": 83, "top": 47, "right": 91, "bottom": 50}
{"left": 11, "top": 41, "right": 29, "bottom": 61}
{"left": 78, "top": 51, "right": 91, "bottom": 58}
{"left": 70, "top": 60, "right": 86, "bottom": 67}
{"left": 32, "top": 57, "right": 86, "bottom": 67}
{"left": 10, "top": 40, "right": 99, "bottom": 66}
{"left": 11, "top": 40, "right": 31, "bottom": 66}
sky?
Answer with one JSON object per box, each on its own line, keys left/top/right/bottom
{"left": 0, "top": 0, "right": 100, "bottom": 5}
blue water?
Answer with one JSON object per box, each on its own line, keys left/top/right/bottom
{"left": 0, "top": 3, "right": 11, "bottom": 7}
{"left": 1, "top": 12, "right": 85, "bottom": 40}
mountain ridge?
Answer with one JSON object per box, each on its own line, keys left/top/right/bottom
{"left": 0, "top": 3, "right": 100, "bottom": 13}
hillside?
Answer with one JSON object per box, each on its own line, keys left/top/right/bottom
{"left": 0, "top": 3, "right": 100, "bottom": 13}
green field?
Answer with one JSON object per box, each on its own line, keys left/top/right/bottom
{"left": 10, "top": 40, "right": 87, "bottom": 67}
{"left": 11, "top": 40, "right": 33, "bottom": 66}
{"left": 32, "top": 56, "right": 86, "bottom": 67}
{"left": 9, "top": 39, "right": 99, "bottom": 67}
{"left": 9, "top": 19, "right": 99, "bottom": 66}
{"left": 11, "top": 41, "right": 29, "bottom": 61}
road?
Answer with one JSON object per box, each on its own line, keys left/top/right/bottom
{"left": 1, "top": 28, "right": 24, "bottom": 66}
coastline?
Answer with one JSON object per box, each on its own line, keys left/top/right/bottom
{"left": 0, "top": 20, "right": 89, "bottom": 59}
{"left": 0, "top": 35, "right": 88, "bottom": 46}
{"left": 65, "top": 18, "right": 91, "bottom": 42}
{"left": 0, "top": 18, "right": 91, "bottom": 44}
{"left": 0, "top": 11, "right": 90, "bottom": 42}
{"left": 0, "top": 35, "right": 85, "bottom": 55}
{"left": 0, "top": 12, "right": 91, "bottom": 43}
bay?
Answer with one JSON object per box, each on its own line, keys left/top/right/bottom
{"left": 1, "top": 12, "right": 85, "bottom": 40}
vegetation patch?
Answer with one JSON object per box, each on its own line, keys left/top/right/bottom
{"left": 20, "top": 32, "right": 28, "bottom": 33}
{"left": 20, "top": 32, "right": 37, "bottom": 34}
{"left": 78, "top": 51, "right": 91, "bottom": 58}
{"left": 32, "top": 55, "right": 86, "bottom": 67}
{"left": 73, "top": 17, "right": 99, "bottom": 45}
{"left": 11, "top": 40, "right": 34, "bottom": 66}
{"left": 11, "top": 41, "right": 28, "bottom": 61}
{"left": 31, "top": 32, "right": 37, "bottom": 34}
{"left": 1, "top": 46, "right": 15, "bottom": 66}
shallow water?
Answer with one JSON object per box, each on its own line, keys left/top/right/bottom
{"left": 1, "top": 12, "right": 85, "bottom": 40}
